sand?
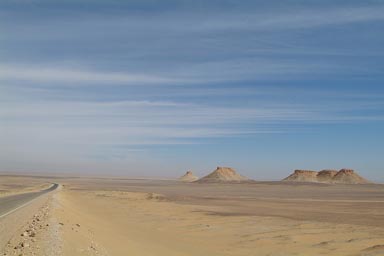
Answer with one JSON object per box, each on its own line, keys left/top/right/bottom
{"left": 54, "top": 188, "right": 384, "bottom": 256}
{"left": 1, "top": 176, "right": 384, "bottom": 255}
{"left": 0, "top": 175, "right": 52, "bottom": 197}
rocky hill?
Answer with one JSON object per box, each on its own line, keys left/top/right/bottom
{"left": 178, "top": 171, "right": 199, "bottom": 182}
{"left": 332, "top": 169, "right": 370, "bottom": 184}
{"left": 283, "top": 169, "right": 371, "bottom": 184}
{"left": 196, "top": 167, "right": 250, "bottom": 183}
{"left": 316, "top": 170, "right": 338, "bottom": 183}
{"left": 283, "top": 170, "right": 318, "bottom": 182}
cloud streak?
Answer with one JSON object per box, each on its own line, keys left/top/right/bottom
{"left": 216, "top": 6, "right": 384, "bottom": 31}
{"left": 1, "top": 1, "right": 384, "bottom": 176}
{"left": 0, "top": 65, "right": 178, "bottom": 85}
{"left": 4, "top": 5, "right": 384, "bottom": 33}
{"left": 0, "top": 58, "right": 343, "bottom": 86}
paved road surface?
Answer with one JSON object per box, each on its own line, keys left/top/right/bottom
{"left": 0, "top": 183, "right": 58, "bottom": 218}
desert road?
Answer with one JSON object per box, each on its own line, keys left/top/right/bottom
{"left": 0, "top": 183, "right": 58, "bottom": 218}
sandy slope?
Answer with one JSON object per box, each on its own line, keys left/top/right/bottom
{"left": 2, "top": 177, "right": 384, "bottom": 255}
{"left": 0, "top": 192, "right": 57, "bottom": 255}
{"left": 0, "top": 175, "right": 52, "bottom": 197}
{"left": 51, "top": 186, "right": 384, "bottom": 256}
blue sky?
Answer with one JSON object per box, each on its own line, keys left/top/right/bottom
{"left": 1, "top": 0, "right": 383, "bottom": 181}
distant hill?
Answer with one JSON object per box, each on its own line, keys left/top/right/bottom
{"left": 283, "top": 170, "right": 318, "bottom": 183}
{"left": 178, "top": 171, "right": 198, "bottom": 182}
{"left": 317, "top": 170, "right": 338, "bottom": 183}
{"left": 283, "top": 169, "right": 371, "bottom": 184}
{"left": 332, "top": 169, "right": 370, "bottom": 184}
{"left": 196, "top": 167, "right": 250, "bottom": 183}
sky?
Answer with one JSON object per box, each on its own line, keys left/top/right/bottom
{"left": 1, "top": 0, "right": 384, "bottom": 181}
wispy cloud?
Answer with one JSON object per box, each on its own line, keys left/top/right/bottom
{"left": 0, "top": 65, "right": 178, "bottom": 85}
{"left": 207, "top": 6, "right": 384, "bottom": 31}
{"left": 5, "top": 5, "right": 384, "bottom": 33}
{"left": 1, "top": 1, "right": 384, "bottom": 175}
{"left": 1, "top": 93, "right": 383, "bottom": 173}
{"left": 0, "top": 58, "right": 342, "bottom": 85}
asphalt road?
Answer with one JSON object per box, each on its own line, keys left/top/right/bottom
{"left": 0, "top": 183, "right": 58, "bottom": 218}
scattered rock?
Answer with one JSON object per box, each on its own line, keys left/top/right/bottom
{"left": 21, "top": 242, "right": 29, "bottom": 248}
{"left": 313, "top": 240, "right": 333, "bottom": 247}
{"left": 4, "top": 201, "right": 54, "bottom": 256}
{"left": 146, "top": 193, "right": 167, "bottom": 201}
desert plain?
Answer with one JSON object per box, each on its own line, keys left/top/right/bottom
{"left": 1, "top": 174, "right": 384, "bottom": 256}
